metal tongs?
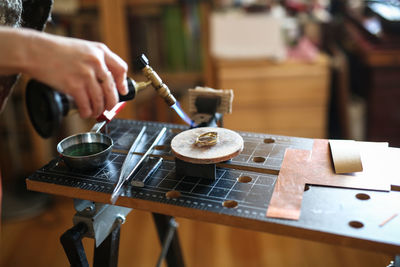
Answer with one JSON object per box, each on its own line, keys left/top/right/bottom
{"left": 110, "top": 127, "right": 167, "bottom": 204}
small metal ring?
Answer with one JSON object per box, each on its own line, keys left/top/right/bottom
{"left": 195, "top": 131, "right": 218, "bottom": 147}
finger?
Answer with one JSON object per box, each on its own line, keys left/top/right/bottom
{"left": 87, "top": 71, "right": 105, "bottom": 118}
{"left": 93, "top": 50, "right": 120, "bottom": 110}
{"left": 100, "top": 45, "right": 129, "bottom": 96}
{"left": 100, "top": 70, "right": 118, "bottom": 110}
{"left": 70, "top": 85, "right": 92, "bottom": 118}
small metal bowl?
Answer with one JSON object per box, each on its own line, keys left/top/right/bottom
{"left": 57, "top": 132, "right": 113, "bottom": 171}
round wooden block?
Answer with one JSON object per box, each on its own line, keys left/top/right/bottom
{"left": 171, "top": 127, "right": 243, "bottom": 164}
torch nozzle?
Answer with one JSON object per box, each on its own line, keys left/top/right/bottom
{"left": 141, "top": 65, "right": 177, "bottom": 107}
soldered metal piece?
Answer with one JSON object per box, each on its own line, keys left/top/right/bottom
{"left": 195, "top": 131, "right": 218, "bottom": 147}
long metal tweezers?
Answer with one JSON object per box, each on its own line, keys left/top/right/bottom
{"left": 110, "top": 127, "right": 167, "bottom": 204}
{"left": 110, "top": 126, "right": 146, "bottom": 204}
{"left": 119, "top": 126, "right": 147, "bottom": 181}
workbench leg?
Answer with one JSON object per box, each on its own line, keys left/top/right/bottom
{"left": 60, "top": 223, "right": 90, "bottom": 267}
{"left": 93, "top": 224, "right": 121, "bottom": 267}
{"left": 153, "top": 213, "right": 185, "bottom": 267}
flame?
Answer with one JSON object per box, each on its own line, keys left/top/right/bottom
{"left": 171, "top": 102, "right": 194, "bottom": 126}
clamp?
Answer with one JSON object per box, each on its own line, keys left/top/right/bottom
{"left": 60, "top": 199, "right": 185, "bottom": 267}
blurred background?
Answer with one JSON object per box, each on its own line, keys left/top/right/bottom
{"left": 1, "top": 0, "right": 399, "bottom": 266}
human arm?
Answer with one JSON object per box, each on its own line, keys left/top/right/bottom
{"left": 0, "top": 26, "right": 128, "bottom": 118}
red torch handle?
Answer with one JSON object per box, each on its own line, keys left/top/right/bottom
{"left": 96, "top": 102, "right": 127, "bottom": 123}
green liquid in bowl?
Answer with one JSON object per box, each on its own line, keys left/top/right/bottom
{"left": 63, "top": 143, "right": 109, "bottom": 157}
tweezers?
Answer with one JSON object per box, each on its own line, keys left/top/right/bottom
{"left": 110, "top": 127, "right": 167, "bottom": 204}
{"left": 110, "top": 126, "right": 146, "bottom": 203}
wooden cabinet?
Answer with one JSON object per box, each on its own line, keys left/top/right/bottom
{"left": 214, "top": 54, "right": 330, "bottom": 138}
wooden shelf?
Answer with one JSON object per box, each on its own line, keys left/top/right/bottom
{"left": 81, "top": 0, "right": 177, "bottom": 8}
{"left": 78, "top": 0, "right": 210, "bottom": 122}
{"left": 80, "top": 0, "right": 98, "bottom": 9}
{"left": 129, "top": 71, "right": 202, "bottom": 85}
{"left": 125, "top": 0, "right": 176, "bottom": 5}
{"left": 160, "top": 71, "right": 203, "bottom": 84}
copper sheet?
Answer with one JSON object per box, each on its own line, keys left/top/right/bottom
{"left": 266, "top": 149, "right": 309, "bottom": 220}
{"left": 267, "top": 139, "right": 400, "bottom": 220}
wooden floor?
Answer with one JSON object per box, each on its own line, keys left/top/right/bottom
{"left": 0, "top": 197, "right": 392, "bottom": 267}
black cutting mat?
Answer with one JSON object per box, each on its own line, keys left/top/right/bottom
{"left": 30, "top": 157, "right": 276, "bottom": 219}
{"left": 27, "top": 119, "right": 400, "bottom": 252}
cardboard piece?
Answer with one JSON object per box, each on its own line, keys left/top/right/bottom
{"left": 329, "top": 140, "right": 363, "bottom": 174}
